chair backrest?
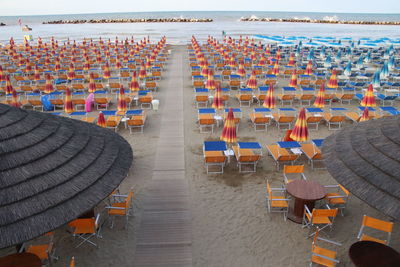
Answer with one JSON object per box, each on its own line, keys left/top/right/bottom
{"left": 284, "top": 165, "right": 304, "bottom": 174}
{"left": 362, "top": 215, "right": 393, "bottom": 233}
{"left": 278, "top": 116, "right": 294, "bottom": 123}
{"left": 266, "top": 180, "right": 273, "bottom": 199}
{"left": 329, "top": 116, "right": 345, "bottom": 122}
{"left": 279, "top": 154, "right": 298, "bottom": 162}
{"left": 339, "top": 184, "right": 350, "bottom": 197}
{"left": 124, "top": 191, "right": 134, "bottom": 210}
{"left": 312, "top": 208, "right": 338, "bottom": 221}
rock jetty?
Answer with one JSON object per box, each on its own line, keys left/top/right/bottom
{"left": 240, "top": 17, "right": 400, "bottom": 25}
{"left": 43, "top": 18, "right": 213, "bottom": 24}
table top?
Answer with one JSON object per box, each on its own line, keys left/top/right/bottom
{"left": 349, "top": 241, "right": 400, "bottom": 267}
{"left": 0, "top": 252, "right": 42, "bottom": 267}
{"left": 286, "top": 180, "right": 326, "bottom": 201}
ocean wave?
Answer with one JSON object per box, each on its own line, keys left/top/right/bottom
{"left": 323, "top": 15, "right": 339, "bottom": 22}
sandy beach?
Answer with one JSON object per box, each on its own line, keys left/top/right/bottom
{"left": 1, "top": 44, "right": 400, "bottom": 267}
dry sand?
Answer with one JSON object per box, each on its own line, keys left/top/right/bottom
{"left": 1, "top": 44, "right": 400, "bottom": 267}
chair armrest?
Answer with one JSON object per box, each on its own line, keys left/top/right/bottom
{"left": 271, "top": 198, "right": 290, "bottom": 201}
{"left": 112, "top": 194, "right": 128, "bottom": 198}
{"left": 317, "top": 237, "right": 342, "bottom": 246}
{"left": 311, "top": 252, "right": 340, "bottom": 263}
{"left": 106, "top": 206, "right": 126, "bottom": 210}
{"left": 323, "top": 185, "right": 339, "bottom": 188}
{"left": 304, "top": 205, "right": 312, "bottom": 216}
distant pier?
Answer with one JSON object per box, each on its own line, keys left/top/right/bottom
{"left": 240, "top": 17, "right": 400, "bottom": 25}
{"left": 43, "top": 18, "right": 213, "bottom": 24}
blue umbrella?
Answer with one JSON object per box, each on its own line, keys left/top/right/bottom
{"left": 335, "top": 50, "right": 342, "bottom": 61}
{"left": 388, "top": 56, "right": 395, "bottom": 70}
{"left": 345, "top": 47, "right": 352, "bottom": 57}
{"left": 372, "top": 70, "right": 381, "bottom": 87}
{"left": 344, "top": 61, "right": 352, "bottom": 77}
{"left": 364, "top": 51, "right": 371, "bottom": 63}
{"left": 380, "top": 61, "right": 389, "bottom": 78}
{"left": 320, "top": 46, "right": 326, "bottom": 58}
{"left": 324, "top": 56, "right": 332, "bottom": 68}
{"left": 307, "top": 48, "right": 315, "bottom": 60}
{"left": 356, "top": 56, "right": 364, "bottom": 69}
{"left": 295, "top": 45, "right": 301, "bottom": 57}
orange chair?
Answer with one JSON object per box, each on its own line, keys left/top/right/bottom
{"left": 322, "top": 114, "right": 346, "bottom": 130}
{"left": 303, "top": 206, "right": 338, "bottom": 237}
{"left": 283, "top": 165, "right": 306, "bottom": 184}
{"left": 68, "top": 214, "right": 102, "bottom": 247}
{"left": 266, "top": 180, "right": 289, "bottom": 221}
{"left": 324, "top": 184, "right": 350, "bottom": 216}
{"left": 249, "top": 112, "right": 271, "bottom": 131}
{"left": 127, "top": 115, "right": 146, "bottom": 134}
{"left": 25, "top": 232, "right": 58, "bottom": 265}
{"left": 107, "top": 189, "right": 134, "bottom": 229}
{"left": 70, "top": 256, "right": 75, "bottom": 267}
{"left": 310, "top": 227, "right": 342, "bottom": 267}
{"left": 232, "top": 146, "right": 261, "bottom": 173}
{"left": 266, "top": 144, "right": 299, "bottom": 170}
{"left": 203, "top": 150, "right": 227, "bottom": 174}
{"left": 301, "top": 143, "right": 324, "bottom": 170}
{"left": 357, "top": 215, "right": 394, "bottom": 245}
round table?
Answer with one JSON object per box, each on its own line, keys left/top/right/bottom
{"left": 286, "top": 180, "right": 326, "bottom": 223}
{"left": 0, "top": 252, "right": 42, "bottom": 267}
{"left": 349, "top": 241, "right": 400, "bottom": 267}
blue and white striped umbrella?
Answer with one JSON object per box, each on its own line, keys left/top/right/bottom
{"left": 372, "top": 70, "right": 381, "bottom": 88}
{"left": 344, "top": 61, "right": 352, "bottom": 77}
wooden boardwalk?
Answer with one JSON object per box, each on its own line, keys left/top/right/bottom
{"left": 134, "top": 46, "right": 192, "bottom": 266}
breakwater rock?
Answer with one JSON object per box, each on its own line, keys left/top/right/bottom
{"left": 43, "top": 18, "right": 213, "bottom": 24}
{"left": 240, "top": 17, "right": 400, "bottom": 25}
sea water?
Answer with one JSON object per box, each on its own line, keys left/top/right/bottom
{"left": 0, "top": 11, "right": 400, "bottom": 44}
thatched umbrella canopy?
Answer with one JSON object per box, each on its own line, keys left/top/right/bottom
{"left": 0, "top": 104, "right": 133, "bottom": 249}
{"left": 322, "top": 115, "right": 400, "bottom": 220}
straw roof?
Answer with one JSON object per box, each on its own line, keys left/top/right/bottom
{"left": 0, "top": 104, "right": 133, "bottom": 248}
{"left": 322, "top": 115, "right": 400, "bottom": 220}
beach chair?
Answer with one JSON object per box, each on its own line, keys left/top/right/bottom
{"left": 376, "top": 94, "right": 397, "bottom": 106}
{"left": 283, "top": 165, "right": 306, "bottom": 184}
{"left": 127, "top": 114, "right": 146, "bottom": 134}
{"left": 106, "top": 116, "right": 121, "bottom": 132}
{"left": 357, "top": 215, "right": 394, "bottom": 245}
{"left": 303, "top": 206, "right": 338, "bottom": 237}
{"left": 266, "top": 180, "right": 290, "bottom": 221}
{"left": 72, "top": 93, "right": 86, "bottom": 111}
{"left": 106, "top": 188, "right": 134, "bottom": 229}
{"left": 273, "top": 109, "right": 296, "bottom": 130}
{"left": 323, "top": 184, "right": 350, "bottom": 216}
{"left": 249, "top": 108, "right": 272, "bottom": 131}
{"left": 109, "top": 82, "right": 121, "bottom": 94}
{"left": 194, "top": 88, "right": 209, "bottom": 108}
{"left": 25, "top": 232, "right": 58, "bottom": 265}
{"left": 138, "top": 94, "right": 153, "bottom": 109}
{"left": 322, "top": 113, "right": 346, "bottom": 130}
{"left": 232, "top": 142, "right": 262, "bottom": 173}
{"left": 94, "top": 95, "right": 111, "bottom": 110}
{"left": 68, "top": 214, "right": 102, "bottom": 248}
{"left": 310, "top": 227, "right": 342, "bottom": 267}
{"left": 71, "top": 83, "right": 85, "bottom": 93}
{"left": 25, "top": 94, "right": 43, "bottom": 111}
{"left": 266, "top": 144, "right": 299, "bottom": 170}
{"left": 297, "top": 87, "right": 315, "bottom": 106}
{"left": 235, "top": 88, "right": 253, "bottom": 107}
{"left": 301, "top": 143, "right": 324, "bottom": 170}
{"left": 203, "top": 141, "right": 227, "bottom": 174}
{"left": 193, "top": 80, "right": 204, "bottom": 88}
{"left": 229, "top": 80, "right": 241, "bottom": 91}
{"left": 335, "top": 93, "right": 354, "bottom": 105}
{"left": 145, "top": 81, "right": 158, "bottom": 91}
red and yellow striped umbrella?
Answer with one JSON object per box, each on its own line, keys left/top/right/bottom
{"left": 229, "top": 55, "right": 236, "bottom": 68}
{"left": 287, "top": 53, "right": 296, "bottom": 67}
{"left": 205, "top": 68, "right": 216, "bottom": 90}
{"left": 97, "top": 112, "right": 106, "bottom": 127}
{"left": 5, "top": 75, "right": 13, "bottom": 95}
{"left": 0, "top": 66, "right": 5, "bottom": 82}
{"left": 360, "top": 84, "right": 376, "bottom": 107}
{"left": 359, "top": 107, "right": 370, "bottom": 122}
{"left": 54, "top": 58, "right": 61, "bottom": 72}
{"left": 212, "top": 84, "right": 224, "bottom": 110}
{"left": 129, "top": 71, "right": 140, "bottom": 92}
{"left": 10, "top": 88, "right": 21, "bottom": 108}
{"left": 246, "top": 70, "right": 258, "bottom": 89}
{"left": 67, "top": 63, "right": 76, "bottom": 80}
{"left": 283, "top": 129, "right": 294, "bottom": 142}
{"left": 88, "top": 72, "right": 96, "bottom": 93}
{"left": 115, "top": 58, "right": 122, "bottom": 69}
{"left": 314, "top": 84, "right": 325, "bottom": 108}
{"left": 138, "top": 61, "right": 147, "bottom": 79}
{"left": 288, "top": 69, "right": 298, "bottom": 88}
{"left": 44, "top": 74, "right": 54, "bottom": 94}
{"left": 64, "top": 87, "right": 74, "bottom": 114}
{"left": 83, "top": 58, "right": 91, "bottom": 71}
{"left": 263, "top": 84, "right": 276, "bottom": 109}
{"left": 305, "top": 60, "right": 313, "bottom": 75}
{"left": 236, "top": 61, "right": 246, "bottom": 77}
{"left": 220, "top": 108, "right": 237, "bottom": 144}
{"left": 258, "top": 54, "right": 267, "bottom": 66}
{"left": 201, "top": 65, "right": 209, "bottom": 77}
{"left": 117, "top": 85, "right": 127, "bottom": 113}
{"left": 103, "top": 62, "right": 111, "bottom": 79}
{"left": 327, "top": 68, "right": 338, "bottom": 88}
{"left": 33, "top": 66, "right": 41, "bottom": 81}
{"left": 272, "top": 60, "right": 280, "bottom": 75}
{"left": 290, "top": 108, "right": 309, "bottom": 142}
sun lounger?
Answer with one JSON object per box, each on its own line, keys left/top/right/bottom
{"left": 301, "top": 143, "right": 324, "bottom": 170}
{"left": 203, "top": 141, "right": 228, "bottom": 174}
{"left": 266, "top": 144, "right": 299, "bottom": 170}
{"left": 232, "top": 142, "right": 262, "bottom": 173}
{"left": 106, "top": 116, "right": 121, "bottom": 132}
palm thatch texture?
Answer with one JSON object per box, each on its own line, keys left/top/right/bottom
{"left": 0, "top": 104, "right": 133, "bottom": 249}
{"left": 322, "top": 115, "right": 400, "bottom": 221}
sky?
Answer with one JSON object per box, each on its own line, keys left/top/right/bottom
{"left": 1, "top": 0, "right": 399, "bottom": 16}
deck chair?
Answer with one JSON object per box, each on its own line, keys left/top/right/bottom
{"left": 273, "top": 114, "right": 295, "bottom": 130}
{"left": 50, "top": 98, "right": 64, "bottom": 111}
{"left": 277, "top": 94, "right": 295, "bottom": 106}
{"left": 68, "top": 214, "right": 102, "bottom": 248}
{"left": 297, "top": 93, "right": 314, "bottom": 106}
{"left": 94, "top": 96, "right": 111, "bottom": 110}
{"left": 71, "top": 83, "right": 85, "bottom": 93}
{"left": 335, "top": 93, "right": 354, "bottom": 105}
{"left": 235, "top": 93, "right": 253, "bottom": 107}
{"left": 25, "top": 232, "right": 58, "bottom": 265}
{"left": 266, "top": 180, "right": 289, "bottom": 221}
{"left": 109, "top": 82, "right": 121, "bottom": 94}
{"left": 303, "top": 205, "right": 338, "bottom": 237}
{"left": 301, "top": 143, "right": 324, "bottom": 169}
{"left": 232, "top": 146, "right": 261, "bottom": 173}
{"left": 306, "top": 116, "right": 322, "bottom": 131}
{"left": 250, "top": 112, "right": 271, "bottom": 131}
{"left": 145, "top": 81, "right": 158, "bottom": 91}
{"left": 324, "top": 184, "right": 349, "bottom": 216}
{"left": 195, "top": 95, "right": 209, "bottom": 108}
{"left": 310, "top": 227, "right": 342, "bottom": 267}
{"left": 322, "top": 114, "right": 346, "bottom": 130}
{"left": 266, "top": 144, "right": 299, "bottom": 170}
{"left": 138, "top": 95, "right": 153, "bottom": 109}
{"left": 283, "top": 165, "right": 306, "bottom": 184}
{"left": 72, "top": 97, "right": 86, "bottom": 111}
{"left": 204, "top": 151, "right": 227, "bottom": 174}
{"left": 357, "top": 215, "right": 394, "bottom": 245}
{"left": 106, "top": 116, "right": 121, "bottom": 132}
{"left": 198, "top": 114, "right": 216, "bottom": 133}
{"left": 127, "top": 114, "right": 146, "bottom": 133}
{"left": 107, "top": 189, "right": 134, "bottom": 229}
{"left": 27, "top": 99, "right": 44, "bottom": 111}
{"left": 193, "top": 80, "right": 204, "bottom": 88}
{"left": 229, "top": 80, "right": 241, "bottom": 90}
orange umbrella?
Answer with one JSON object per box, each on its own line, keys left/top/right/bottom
{"left": 290, "top": 108, "right": 309, "bottom": 142}
{"left": 327, "top": 69, "right": 338, "bottom": 88}
{"left": 44, "top": 74, "right": 54, "bottom": 94}
{"left": 10, "top": 88, "right": 21, "bottom": 108}
{"left": 314, "top": 84, "right": 325, "bottom": 108}
{"left": 115, "top": 58, "right": 122, "bottom": 69}
{"left": 88, "top": 72, "right": 96, "bottom": 93}
{"left": 67, "top": 63, "right": 75, "bottom": 80}
{"left": 229, "top": 55, "right": 236, "bottom": 68}
{"left": 33, "top": 66, "right": 41, "bottom": 81}
{"left": 103, "top": 62, "right": 111, "bottom": 79}
{"left": 288, "top": 69, "right": 298, "bottom": 88}
{"left": 359, "top": 107, "right": 370, "bottom": 122}
{"left": 220, "top": 108, "right": 237, "bottom": 144}
{"left": 246, "top": 70, "right": 258, "bottom": 89}
{"left": 129, "top": 71, "right": 140, "bottom": 92}
{"left": 138, "top": 61, "right": 147, "bottom": 79}
{"left": 237, "top": 61, "right": 246, "bottom": 77}
{"left": 54, "top": 58, "right": 61, "bottom": 72}
{"left": 212, "top": 84, "right": 224, "bottom": 110}
{"left": 4, "top": 75, "right": 13, "bottom": 94}
{"left": 258, "top": 54, "right": 267, "bottom": 66}
{"left": 305, "top": 60, "right": 313, "bottom": 75}
{"left": 64, "top": 87, "right": 74, "bottom": 113}
{"left": 272, "top": 60, "right": 280, "bottom": 75}
{"left": 205, "top": 69, "right": 216, "bottom": 90}
{"left": 263, "top": 84, "right": 276, "bottom": 109}
{"left": 287, "top": 53, "right": 296, "bottom": 67}
{"left": 360, "top": 84, "right": 376, "bottom": 107}
{"left": 201, "top": 65, "right": 209, "bottom": 77}
{"left": 97, "top": 112, "right": 106, "bottom": 127}
{"left": 117, "top": 85, "right": 127, "bottom": 113}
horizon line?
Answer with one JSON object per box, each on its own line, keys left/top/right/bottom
{"left": 1, "top": 10, "right": 400, "bottom": 17}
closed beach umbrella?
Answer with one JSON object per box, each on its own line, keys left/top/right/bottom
{"left": 10, "top": 88, "right": 21, "bottom": 108}
{"left": 327, "top": 69, "right": 338, "bottom": 88}
{"left": 305, "top": 60, "right": 313, "bottom": 75}
{"left": 212, "top": 84, "right": 224, "bottom": 110}
{"left": 54, "top": 58, "right": 61, "bottom": 72}
{"left": 206, "top": 69, "right": 216, "bottom": 90}
{"left": 314, "top": 84, "right": 325, "bottom": 108}
{"left": 103, "top": 62, "right": 111, "bottom": 79}
{"left": 290, "top": 108, "right": 309, "bottom": 142}
{"left": 272, "top": 60, "right": 280, "bottom": 75}
{"left": 88, "top": 72, "right": 96, "bottom": 93}
{"left": 117, "top": 86, "right": 127, "bottom": 113}
{"left": 246, "top": 70, "right": 258, "bottom": 89}
{"left": 229, "top": 55, "right": 236, "bottom": 68}
{"left": 201, "top": 64, "right": 209, "bottom": 77}
{"left": 97, "top": 111, "right": 106, "bottom": 127}
{"left": 34, "top": 66, "right": 41, "bottom": 81}
{"left": 115, "top": 58, "right": 122, "bottom": 69}
{"left": 324, "top": 56, "right": 332, "bottom": 68}
{"left": 283, "top": 129, "right": 294, "bottom": 142}
{"left": 237, "top": 61, "right": 246, "bottom": 77}
{"left": 67, "top": 63, "right": 76, "bottom": 80}
{"left": 263, "top": 84, "right": 276, "bottom": 109}
{"left": 138, "top": 61, "right": 147, "bottom": 79}
{"left": 5, "top": 75, "right": 13, "bottom": 95}
{"left": 344, "top": 61, "right": 352, "bottom": 77}
{"left": 44, "top": 74, "right": 54, "bottom": 94}
{"left": 258, "top": 54, "right": 267, "bottom": 66}
{"left": 360, "top": 84, "right": 376, "bottom": 107}
{"left": 380, "top": 61, "right": 389, "bottom": 79}
{"left": 372, "top": 70, "right": 381, "bottom": 88}
{"left": 356, "top": 55, "right": 364, "bottom": 69}
{"left": 359, "top": 107, "right": 370, "bottom": 122}
{"left": 83, "top": 58, "right": 90, "bottom": 71}
{"left": 288, "top": 69, "right": 298, "bottom": 88}
{"left": 287, "top": 53, "right": 296, "bottom": 67}
{"left": 220, "top": 108, "right": 237, "bottom": 144}
{"left": 129, "top": 71, "right": 140, "bottom": 92}
{"left": 64, "top": 87, "right": 74, "bottom": 114}
{"left": 0, "top": 66, "right": 5, "bottom": 82}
